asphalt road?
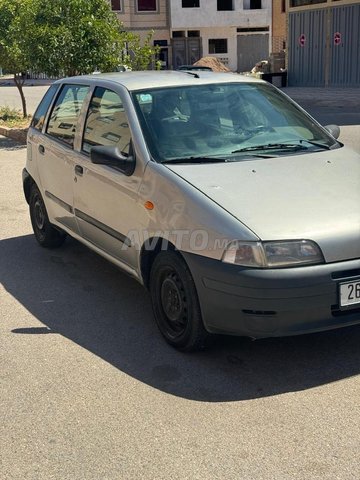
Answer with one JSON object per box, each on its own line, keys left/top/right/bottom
{"left": 281, "top": 87, "right": 360, "bottom": 127}
{"left": 0, "top": 85, "right": 50, "bottom": 116}
{"left": 1, "top": 133, "right": 360, "bottom": 479}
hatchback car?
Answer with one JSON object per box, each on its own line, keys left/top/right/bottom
{"left": 23, "top": 71, "right": 360, "bottom": 351}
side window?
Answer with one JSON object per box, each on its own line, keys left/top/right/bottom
{"left": 82, "top": 87, "right": 131, "bottom": 156}
{"left": 31, "top": 84, "right": 59, "bottom": 131}
{"left": 46, "top": 84, "right": 89, "bottom": 147}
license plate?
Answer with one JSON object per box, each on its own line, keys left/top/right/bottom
{"left": 339, "top": 280, "right": 360, "bottom": 307}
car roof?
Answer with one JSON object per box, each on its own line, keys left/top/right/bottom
{"left": 54, "top": 70, "right": 264, "bottom": 91}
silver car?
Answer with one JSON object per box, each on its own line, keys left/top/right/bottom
{"left": 23, "top": 71, "right": 360, "bottom": 351}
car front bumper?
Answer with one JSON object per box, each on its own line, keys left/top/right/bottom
{"left": 182, "top": 252, "right": 360, "bottom": 338}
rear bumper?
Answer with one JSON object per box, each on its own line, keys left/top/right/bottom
{"left": 182, "top": 252, "right": 360, "bottom": 338}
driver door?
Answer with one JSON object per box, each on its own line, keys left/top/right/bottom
{"left": 72, "top": 86, "right": 144, "bottom": 271}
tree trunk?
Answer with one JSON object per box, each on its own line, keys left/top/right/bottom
{"left": 13, "top": 73, "right": 27, "bottom": 118}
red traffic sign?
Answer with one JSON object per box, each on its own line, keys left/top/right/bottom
{"left": 334, "top": 32, "right": 342, "bottom": 46}
{"left": 299, "top": 34, "right": 306, "bottom": 47}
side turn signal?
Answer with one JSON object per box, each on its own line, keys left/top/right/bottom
{"left": 144, "top": 201, "right": 154, "bottom": 210}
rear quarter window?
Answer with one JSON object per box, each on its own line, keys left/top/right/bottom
{"left": 46, "top": 84, "right": 90, "bottom": 147}
{"left": 31, "top": 84, "right": 59, "bottom": 131}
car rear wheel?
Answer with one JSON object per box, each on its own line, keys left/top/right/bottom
{"left": 29, "top": 185, "right": 66, "bottom": 248}
{"left": 150, "top": 250, "right": 210, "bottom": 351}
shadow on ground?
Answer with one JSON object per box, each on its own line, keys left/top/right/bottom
{"left": 2, "top": 233, "right": 360, "bottom": 402}
{"left": 0, "top": 136, "right": 26, "bottom": 150}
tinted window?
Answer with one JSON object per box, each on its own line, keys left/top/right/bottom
{"left": 137, "top": 0, "right": 156, "bottom": 11}
{"left": 182, "top": 0, "right": 200, "bottom": 6}
{"left": 31, "top": 84, "right": 59, "bottom": 131}
{"left": 82, "top": 87, "right": 131, "bottom": 156}
{"left": 46, "top": 84, "right": 89, "bottom": 147}
{"left": 209, "top": 39, "right": 228, "bottom": 54}
{"left": 217, "top": 0, "right": 233, "bottom": 10}
{"left": 111, "top": 0, "right": 122, "bottom": 10}
{"left": 243, "top": 0, "right": 262, "bottom": 8}
{"left": 290, "top": 0, "right": 325, "bottom": 6}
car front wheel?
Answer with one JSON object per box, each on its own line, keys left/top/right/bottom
{"left": 150, "top": 250, "right": 210, "bottom": 351}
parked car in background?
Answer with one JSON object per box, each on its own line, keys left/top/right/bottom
{"left": 23, "top": 71, "right": 360, "bottom": 351}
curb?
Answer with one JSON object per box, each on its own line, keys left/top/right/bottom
{"left": 0, "top": 125, "right": 28, "bottom": 144}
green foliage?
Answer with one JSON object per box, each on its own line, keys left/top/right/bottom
{"left": 0, "top": 105, "right": 21, "bottom": 121}
{"left": 0, "top": 105, "right": 30, "bottom": 127}
{"left": 122, "top": 30, "right": 161, "bottom": 71}
{"left": 29, "top": 0, "right": 126, "bottom": 76}
{"left": 0, "top": 0, "right": 33, "bottom": 74}
{"left": 0, "top": 0, "right": 34, "bottom": 116}
{"left": 0, "top": 0, "right": 160, "bottom": 77}
{"left": 0, "top": 0, "right": 160, "bottom": 116}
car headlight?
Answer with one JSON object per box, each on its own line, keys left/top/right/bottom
{"left": 222, "top": 240, "right": 324, "bottom": 268}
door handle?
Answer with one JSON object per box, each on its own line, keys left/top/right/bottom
{"left": 75, "top": 165, "right": 83, "bottom": 176}
{"left": 38, "top": 144, "right": 45, "bottom": 154}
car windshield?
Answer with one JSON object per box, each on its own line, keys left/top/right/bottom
{"left": 132, "top": 82, "right": 340, "bottom": 163}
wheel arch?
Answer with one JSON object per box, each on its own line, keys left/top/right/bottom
{"left": 140, "top": 236, "right": 181, "bottom": 289}
{"left": 22, "top": 169, "right": 36, "bottom": 204}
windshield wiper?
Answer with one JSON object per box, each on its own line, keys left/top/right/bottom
{"left": 232, "top": 140, "right": 332, "bottom": 155}
{"left": 232, "top": 143, "right": 309, "bottom": 154}
{"left": 298, "top": 139, "right": 332, "bottom": 150}
{"left": 162, "top": 156, "right": 229, "bottom": 164}
{"left": 162, "top": 152, "right": 276, "bottom": 164}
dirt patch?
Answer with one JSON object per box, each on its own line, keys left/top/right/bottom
{"left": 193, "top": 56, "right": 231, "bottom": 72}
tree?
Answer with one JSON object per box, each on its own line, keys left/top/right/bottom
{"left": 0, "top": 0, "right": 33, "bottom": 117}
{"left": 0, "top": 0, "right": 160, "bottom": 118}
{"left": 28, "top": 0, "right": 160, "bottom": 76}
{"left": 29, "top": 0, "right": 126, "bottom": 77}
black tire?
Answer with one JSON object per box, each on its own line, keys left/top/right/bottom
{"left": 29, "top": 185, "right": 66, "bottom": 248}
{"left": 150, "top": 250, "right": 211, "bottom": 352}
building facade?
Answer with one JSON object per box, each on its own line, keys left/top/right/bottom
{"left": 287, "top": 0, "right": 360, "bottom": 86}
{"left": 272, "top": 0, "right": 287, "bottom": 53}
{"left": 169, "top": 0, "right": 272, "bottom": 71}
{"left": 110, "top": 0, "right": 172, "bottom": 68}
{"left": 109, "top": 1, "right": 283, "bottom": 72}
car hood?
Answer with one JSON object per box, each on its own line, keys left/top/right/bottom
{"left": 166, "top": 147, "right": 360, "bottom": 263}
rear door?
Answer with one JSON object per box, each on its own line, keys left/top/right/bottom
{"left": 37, "top": 83, "right": 90, "bottom": 233}
{"left": 27, "top": 83, "right": 59, "bottom": 174}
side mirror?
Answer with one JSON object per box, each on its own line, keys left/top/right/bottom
{"left": 324, "top": 124, "right": 340, "bottom": 140}
{"left": 90, "top": 145, "right": 136, "bottom": 176}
